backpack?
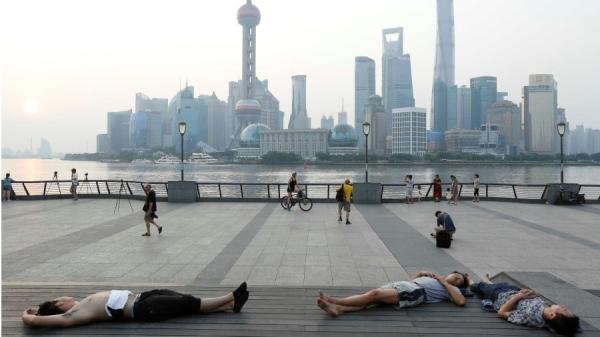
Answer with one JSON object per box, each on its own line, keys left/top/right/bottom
{"left": 335, "top": 185, "right": 344, "bottom": 202}
{"left": 436, "top": 230, "right": 452, "bottom": 248}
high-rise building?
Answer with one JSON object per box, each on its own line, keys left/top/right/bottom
{"left": 446, "top": 85, "right": 457, "bottom": 130}
{"left": 431, "top": 0, "right": 455, "bottom": 133}
{"left": 487, "top": 100, "right": 522, "bottom": 155}
{"left": 134, "top": 92, "right": 167, "bottom": 148}
{"left": 198, "top": 92, "right": 228, "bottom": 151}
{"left": 337, "top": 105, "right": 348, "bottom": 125}
{"left": 96, "top": 134, "right": 109, "bottom": 153}
{"left": 320, "top": 115, "right": 334, "bottom": 130}
{"left": 37, "top": 138, "right": 52, "bottom": 157}
{"left": 288, "top": 75, "right": 311, "bottom": 129}
{"left": 382, "top": 27, "right": 415, "bottom": 136}
{"left": 392, "top": 107, "right": 426, "bottom": 156}
{"left": 355, "top": 56, "right": 375, "bottom": 144}
{"left": 364, "top": 95, "right": 387, "bottom": 155}
{"left": 456, "top": 85, "right": 471, "bottom": 129}
{"left": 496, "top": 91, "right": 508, "bottom": 102}
{"left": 444, "top": 129, "right": 480, "bottom": 153}
{"left": 523, "top": 74, "right": 558, "bottom": 154}
{"left": 228, "top": 79, "right": 283, "bottom": 138}
{"left": 169, "top": 85, "right": 209, "bottom": 154}
{"left": 479, "top": 123, "right": 500, "bottom": 154}
{"left": 231, "top": 0, "right": 263, "bottom": 147}
{"left": 107, "top": 110, "right": 132, "bottom": 153}
{"left": 470, "top": 76, "right": 497, "bottom": 129}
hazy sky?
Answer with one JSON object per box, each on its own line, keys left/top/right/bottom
{"left": 2, "top": 0, "right": 600, "bottom": 153}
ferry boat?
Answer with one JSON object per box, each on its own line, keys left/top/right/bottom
{"left": 131, "top": 159, "right": 154, "bottom": 165}
{"left": 155, "top": 154, "right": 181, "bottom": 164}
{"left": 187, "top": 152, "right": 219, "bottom": 164}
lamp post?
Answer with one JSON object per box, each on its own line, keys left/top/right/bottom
{"left": 362, "top": 121, "right": 371, "bottom": 183}
{"left": 178, "top": 122, "right": 187, "bottom": 181}
{"left": 556, "top": 122, "right": 566, "bottom": 184}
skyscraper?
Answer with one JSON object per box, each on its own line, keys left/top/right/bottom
{"left": 523, "top": 74, "right": 558, "bottom": 154}
{"left": 456, "top": 85, "right": 471, "bottom": 129}
{"left": 392, "top": 107, "right": 427, "bottom": 156}
{"left": 382, "top": 27, "right": 415, "bottom": 136}
{"left": 320, "top": 115, "right": 334, "bottom": 130}
{"left": 470, "top": 76, "right": 497, "bottom": 129}
{"left": 131, "top": 92, "right": 166, "bottom": 149}
{"left": 107, "top": 110, "right": 132, "bottom": 153}
{"left": 431, "top": 0, "right": 455, "bottom": 133}
{"left": 364, "top": 95, "right": 387, "bottom": 155}
{"left": 355, "top": 56, "right": 375, "bottom": 144}
{"left": 232, "top": 0, "right": 262, "bottom": 146}
{"left": 288, "top": 75, "right": 311, "bottom": 129}
{"left": 338, "top": 102, "right": 348, "bottom": 125}
{"left": 169, "top": 85, "right": 209, "bottom": 154}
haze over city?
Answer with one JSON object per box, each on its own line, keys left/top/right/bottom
{"left": 2, "top": 0, "right": 600, "bottom": 153}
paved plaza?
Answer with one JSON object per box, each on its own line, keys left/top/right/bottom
{"left": 2, "top": 199, "right": 600, "bottom": 336}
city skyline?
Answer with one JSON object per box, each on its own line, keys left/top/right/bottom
{"left": 3, "top": 0, "right": 600, "bottom": 153}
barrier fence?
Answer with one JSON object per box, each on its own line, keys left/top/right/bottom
{"left": 7, "top": 180, "right": 600, "bottom": 203}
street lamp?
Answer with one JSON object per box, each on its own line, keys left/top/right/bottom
{"left": 556, "top": 122, "right": 566, "bottom": 184}
{"left": 362, "top": 121, "right": 371, "bottom": 183}
{"left": 178, "top": 122, "right": 187, "bottom": 181}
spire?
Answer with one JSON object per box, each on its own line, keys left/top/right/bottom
{"left": 341, "top": 98, "right": 345, "bottom": 112}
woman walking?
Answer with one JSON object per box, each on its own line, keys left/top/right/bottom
{"left": 433, "top": 175, "right": 442, "bottom": 202}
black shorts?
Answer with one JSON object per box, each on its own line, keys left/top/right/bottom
{"left": 133, "top": 289, "right": 201, "bottom": 322}
{"left": 474, "top": 188, "right": 479, "bottom": 196}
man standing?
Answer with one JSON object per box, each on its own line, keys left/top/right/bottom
{"left": 431, "top": 211, "right": 456, "bottom": 238}
{"left": 473, "top": 174, "right": 480, "bottom": 202}
{"left": 70, "top": 169, "right": 78, "bottom": 200}
{"left": 449, "top": 175, "right": 459, "bottom": 205}
{"left": 405, "top": 175, "right": 414, "bottom": 204}
{"left": 3, "top": 173, "right": 14, "bottom": 201}
{"left": 142, "top": 184, "right": 162, "bottom": 236}
{"left": 337, "top": 179, "right": 353, "bottom": 225}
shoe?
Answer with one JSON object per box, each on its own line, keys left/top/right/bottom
{"left": 338, "top": 217, "right": 342, "bottom": 222}
{"left": 430, "top": 233, "right": 436, "bottom": 237}
{"left": 158, "top": 226, "right": 163, "bottom": 234}
{"left": 345, "top": 220, "right": 351, "bottom": 225}
{"left": 141, "top": 233, "right": 150, "bottom": 236}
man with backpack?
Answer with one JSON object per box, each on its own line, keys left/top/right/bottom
{"left": 430, "top": 211, "right": 456, "bottom": 239}
{"left": 336, "top": 179, "right": 353, "bottom": 225}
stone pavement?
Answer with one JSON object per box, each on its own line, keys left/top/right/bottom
{"left": 3, "top": 199, "right": 600, "bottom": 291}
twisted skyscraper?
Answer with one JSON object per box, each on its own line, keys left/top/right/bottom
{"left": 431, "top": 0, "right": 455, "bottom": 133}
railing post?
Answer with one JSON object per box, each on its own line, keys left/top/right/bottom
{"left": 105, "top": 182, "right": 111, "bottom": 194}
{"left": 267, "top": 184, "right": 271, "bottom": 199}
{"left": 458, "top": 184, "right": 462, "bottom": 197}
{"left": 425, "top": 184, "right": 432, "bottom": 197}
{"left": 278, "top": 184, "right": 281, "bottom": 198}
{"left": 218, "top": 184, "right": 222, "bottom": 199}
{"left": 43, "top": 182, "right": 47, "bottom": 198}
{"left": 512, "top": 185, "right": 518, "bottom": 199}
{"left": 327, "top": 184, "right": 330, "bottom": 200}
{"left": 240, "top": 184, "right": 244, "bottom": 199}
{"left": 96, "top": 181, "right": 101, "bottom": 194}
{"left": 23, "top": 182, "right": 30, "bottom": 196}
{"left": 485, "top": 184, "right": 489, "bottom": 198}
{"left": 305, "top": 184, "right": 308, "bottom": 197}
{"left": 196, "top": 183, "right": 201, "bottom": 200}
{"left": 126, "top": 182, "right": 133, "bottom": 195}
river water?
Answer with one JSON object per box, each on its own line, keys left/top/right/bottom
{"left": 2, "top": 158, "right": 599, "bottom": 185}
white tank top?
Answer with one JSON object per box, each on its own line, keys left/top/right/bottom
{"left": 105, "top": 290, "right": 132, "bottom": 318}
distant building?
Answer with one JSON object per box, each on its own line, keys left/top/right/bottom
{"left": 96, "top": 134, "right": 109, "bottom": 153}
{"left": 470, "top": 76, "right": 497, "bottom": 129}
{"left": 261, "top": 129, "right": 329, "bottom": 159}
{"left": 130, "top": 110, "right": 161, "bottom": 149}
{"left": 523, "top": 74, "right": 558, "bottom": 154}
{"left": 364, "top": 95, "right": 387, "bottom": 155}
{"left": 479, "top": 123, "right": 500, "bottom": 154}
{"left": 382, "top": 27, "right": 415, "bottom": 136}
{"left": 320, "top": 115, "right": 334, "bottom": 130}
{"left": 107, "top": 109, "right": 132, "bottom": 153}
{"left": 337, "top": 108, "right": 348, "bottom": 125}
{"left": 355, "top": 56, "right": 376, "bottom": 144}
{"left": 456, "top": 85, "right": 471, "bottom": 129}
{"left": 487, "top": 100, "right": 522, "bottom": 155}
{"left": 496, "top": 91, "right": 508, "bottom": 102}
{"left": 288, "top": 75, "right": 311, "bottom": 129}
{"left": 427, "top": 131, "right": 443, "bottom": 152}
{"left": 391, "top": 107, "right": 426, "bottom": 156}
{"left": 446, "top": 85, "right": 457, "bottom": 130}
{"left": 328, "top": 124, "right": 359, "bottom": 156}
{"left": 444, "top": 129, "right": 481, "bottom": 153}
{"left": 198, "top": 93, "right": 228, "bottom": 151}
{"left": 37, "top": 138, "right": 52, "bottom": 157}
{"left": 168, "top": 86, "right": 209, "bottom": 154}
{"left": 431, "top": 0, "right": 455, "bottom": 133}
{"left": 235, "top": 123, "right": 270, "bottom": 159}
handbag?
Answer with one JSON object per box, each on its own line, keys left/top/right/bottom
{"left": 335, "top": 185, "right": 344, "bottom": 202}
{"left": 436, "top": 230, "right": 452, "bottom": 248}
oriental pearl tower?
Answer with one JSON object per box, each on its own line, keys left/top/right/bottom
{"left": 233, "top": 0, "right": 262, "bottom": 145}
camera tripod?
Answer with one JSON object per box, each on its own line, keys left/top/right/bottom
{"left": 114, "top": 179, "right": 134, "bottom": 214}
{"left": 78, "top": 173, "right": 93, "bottom": 195}
{"left": 46, "top": 171, "right": 62, "bottom": 199}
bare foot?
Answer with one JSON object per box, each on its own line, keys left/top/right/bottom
{"left": 317, "top": 298, "right": 338, "bottom": 317}
{"left": 319, "top": 291, "right": 336, "bottom": 304}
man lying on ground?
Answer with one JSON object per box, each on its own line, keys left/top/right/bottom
{"left": 317, "top": 270, "right": 469, "bottom": 316}
{"left": 470, "top": 274, "right": 580, "bottom": 336}
{"left": 22, "top": 282, "right": 249, "bottom": 328}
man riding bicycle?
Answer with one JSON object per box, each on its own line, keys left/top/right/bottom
{"left": 287, "top": 172, "right": 299, "bottom": 211}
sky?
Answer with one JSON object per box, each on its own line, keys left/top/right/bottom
{"left": 2, "top": 0, "right": 600, "bottom": 153}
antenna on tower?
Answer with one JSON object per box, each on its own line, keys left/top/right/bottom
{"left": 341, "top": 98, "right": 345, "bottom": 112}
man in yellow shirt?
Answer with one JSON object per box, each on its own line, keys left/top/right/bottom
{"left": 337, "top": 179, "right": 353, "bottom": 225}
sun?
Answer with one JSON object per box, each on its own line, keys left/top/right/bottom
{"left": 24, "top": 100, "right": 38, "bottom": 115}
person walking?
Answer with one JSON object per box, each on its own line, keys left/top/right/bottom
{"left": 433, "top": 175, "right": 442, "bottom": 202}
{"left": 336, "top": 179, "right": 353, "bottom": 225}
{"left": 3, "top": 173, "right": 15, "bottom": 201}
{"left": 473, "top": 174, "right": 481, "bottom": 202}
{"left": 70, "top": 169, "right": 79, "bottom": 200}
{"left": 405, "top": 175, "right": 414, "bottom": 204}
{"left": 142, "top": 184, "right": 162, "bottom": 236}
{"left": 449, "top": 175, "right": 459, "bottom": 205}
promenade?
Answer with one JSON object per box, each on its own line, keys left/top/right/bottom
{"left": 3, "top": 199, "right": 600, "bottom": 336}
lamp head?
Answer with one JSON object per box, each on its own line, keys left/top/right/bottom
{"left": 556, "top": 122, "right": 566, "bottom": 137}
{"left": 362, "top": 121, "right": 371, "bottom": 136}
{"left": 178, "top": 122, "right": 187, "bottom": 135}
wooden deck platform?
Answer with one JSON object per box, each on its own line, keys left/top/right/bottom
{"left": 4, "top": 284, "right": 598, "bottom": 337}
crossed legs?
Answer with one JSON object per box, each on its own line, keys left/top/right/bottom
{"left": 317, "top": 288, "right": 400, "bottom": 317}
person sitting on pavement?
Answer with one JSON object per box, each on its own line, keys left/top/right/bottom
{"left": 317, "top": 270, "right": 469, "bottom": 317}
{"left": 22, "top": 282, "right": 249, "bottom": 328}
{"left": 430, "top": 210, "right": 456, "bottom": 238}
{"left": 469, "top": 274, "right": 580, "bottom": 336}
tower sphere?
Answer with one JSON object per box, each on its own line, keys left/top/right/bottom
{"left": 237, "top": 2, "right": 261, "bottom": 27}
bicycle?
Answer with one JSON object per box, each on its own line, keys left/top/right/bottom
{"left": 280, "top": 189, "right": 313, "bottom": 211}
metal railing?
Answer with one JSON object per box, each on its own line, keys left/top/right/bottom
{"left": 7, "top": 180, "right": 600, "bottom": 203}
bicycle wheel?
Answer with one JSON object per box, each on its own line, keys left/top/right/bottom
{"left": 280, "top": 196, "right": 291, "bottom": 209}
{"left": 298, "top": 197, "right": 313, "bottom": 211}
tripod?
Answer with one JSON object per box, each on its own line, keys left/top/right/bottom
{"left": 114, "top": 179, "right": 134, "bottom": 214}
{"left": 46, "top": 171, "right": 62, "bottom": 199}
{"left": 78, "top": 173, "right": 93, "bottom": 196}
